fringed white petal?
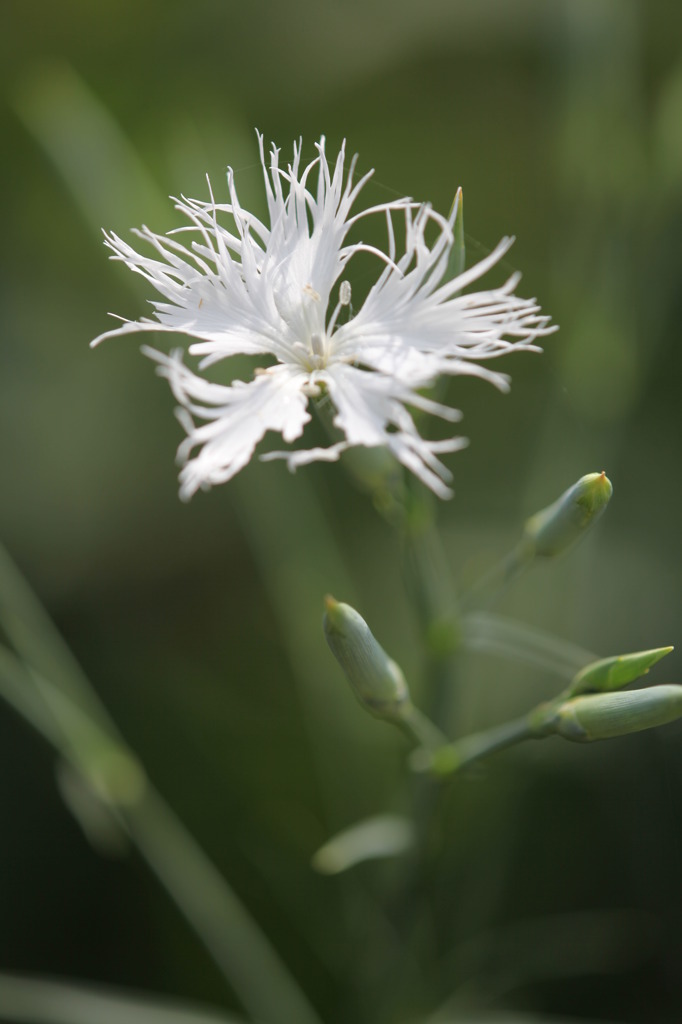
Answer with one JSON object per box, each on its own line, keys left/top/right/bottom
{"left": 144, "top": 349, "right": 311, "bottom": 500}
{"left": 261, "top": 441, "right": 349, "bottom": 469}
{"left": 322, "top": 363, "right": 466, "bottom": 498}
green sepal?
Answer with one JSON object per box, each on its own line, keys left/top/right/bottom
{"left": 567, "top": 646, "right": 674, "bottom": 697}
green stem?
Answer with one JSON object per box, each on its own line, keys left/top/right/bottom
{"left": 438, "top": 716, "right": 537, "bottom": 772}
{"left": 373, "top": 484, "right": 459, "bottom": 1021}
{"left": 419, "top": 705, "right": 559, "bottom": 777}
{"left": 400, "top": 482, "right": 460, "bottom": 729}
{"left": 397, "top": 702, "right": 448, "bottom": 753}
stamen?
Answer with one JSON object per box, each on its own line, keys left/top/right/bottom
{"left": 326, "top": 280, "right": 353, "bottom": 335}
{"left": 310, "top": 333, "right": 325, "bottom": 358}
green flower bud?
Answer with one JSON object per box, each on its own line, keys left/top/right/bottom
{"left": 323, "top": 596, "right": 410, "bottom": 721}
{"left": 567, "top": 646, "right": 674, "bottom": 697}
{"left": 553, "top": 685, "right": 682, "bottom": 742}
{"left": 523, "top": 472, "right": 613, "bottom": 558}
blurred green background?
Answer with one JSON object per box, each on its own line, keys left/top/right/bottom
{"left": 2, "top": 1, "right": 682, "bottom": 1021}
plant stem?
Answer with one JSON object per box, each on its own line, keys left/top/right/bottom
{"left": 400, "top": 482, "right": 459, "bottom": 728}
{"left": 397, "top": 702, "right": 448, "bottom": 753}
{"left": 438, "top": 715, "right": 538, "bottom": 772}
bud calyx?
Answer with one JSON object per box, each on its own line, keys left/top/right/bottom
{"left": 323, "top": 596, "right": 410, "bottom": 721}
{"left": 523, "top": 471, "right": 613, "bottom": 559}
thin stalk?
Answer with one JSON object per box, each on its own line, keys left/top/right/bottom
{"left": 397, "top": 702, "right": 448, "bottom": 753}
{"left": 438, "top": 715, "right": 538, "bottom": 773}
{"left": 413, "top": 704, "right": 560, "bottom": 778}
{"left": 0, "top": 544, "right": 119, "bottom": 733}
{"left": 400, "top": 481, "right": 459, "bottom": 726}
{"left": 369, "top": 480, "right": 459, "bottom": 1023}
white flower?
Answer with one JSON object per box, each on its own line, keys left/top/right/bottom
{"left": 92, "top": 134, "right": 555, "bottom": 500}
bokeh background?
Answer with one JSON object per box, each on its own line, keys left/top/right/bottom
{"left": 1, "top": 1, "right": 682, "bottom": 1022}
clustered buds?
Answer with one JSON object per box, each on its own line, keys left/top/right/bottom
{"left": 322, "top": 471, "right": 680, "bottom": 775}
{"left": 533, "top": 645, "right": 681, "bottom": 744}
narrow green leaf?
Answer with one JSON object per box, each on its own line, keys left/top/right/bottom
{"left": 0, "top": 972, "right": 243, "bottom": 1024}
{"left": 312, "top": 814, "right": 414, "bottom": 875}
{"left": 0, "top": 642, "right": 64, "bottom": 745}
{"left": 11, "top": 61, "right": 165, "bottom": 233}
{"left": 462, "top": 611, "right": 597, "bottom": 680}
{"left": 0, "top": 543, "right": 116, "bottom": 733}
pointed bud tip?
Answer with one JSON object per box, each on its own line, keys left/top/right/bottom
{"left": 579, "top": 470, "right": 613, "bottom": 503}
{"left": 322, "top": 595, "right": 362, "bottom": 640}
{"left": 323, "top": 594, "right": 344, "bottom": 628}
{"left": 569, "top": 644, "right": 674, "bottom": 696}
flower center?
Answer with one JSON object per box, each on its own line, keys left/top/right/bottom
{"left": 291, "top": 332, "right": 331, "bottom": 372}
{"left": 309, "top": 332, "right": 327, "bottom": 368}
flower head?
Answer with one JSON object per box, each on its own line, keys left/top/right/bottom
{"left": 93, "top": 134, "right": 555, "bottom": 500}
